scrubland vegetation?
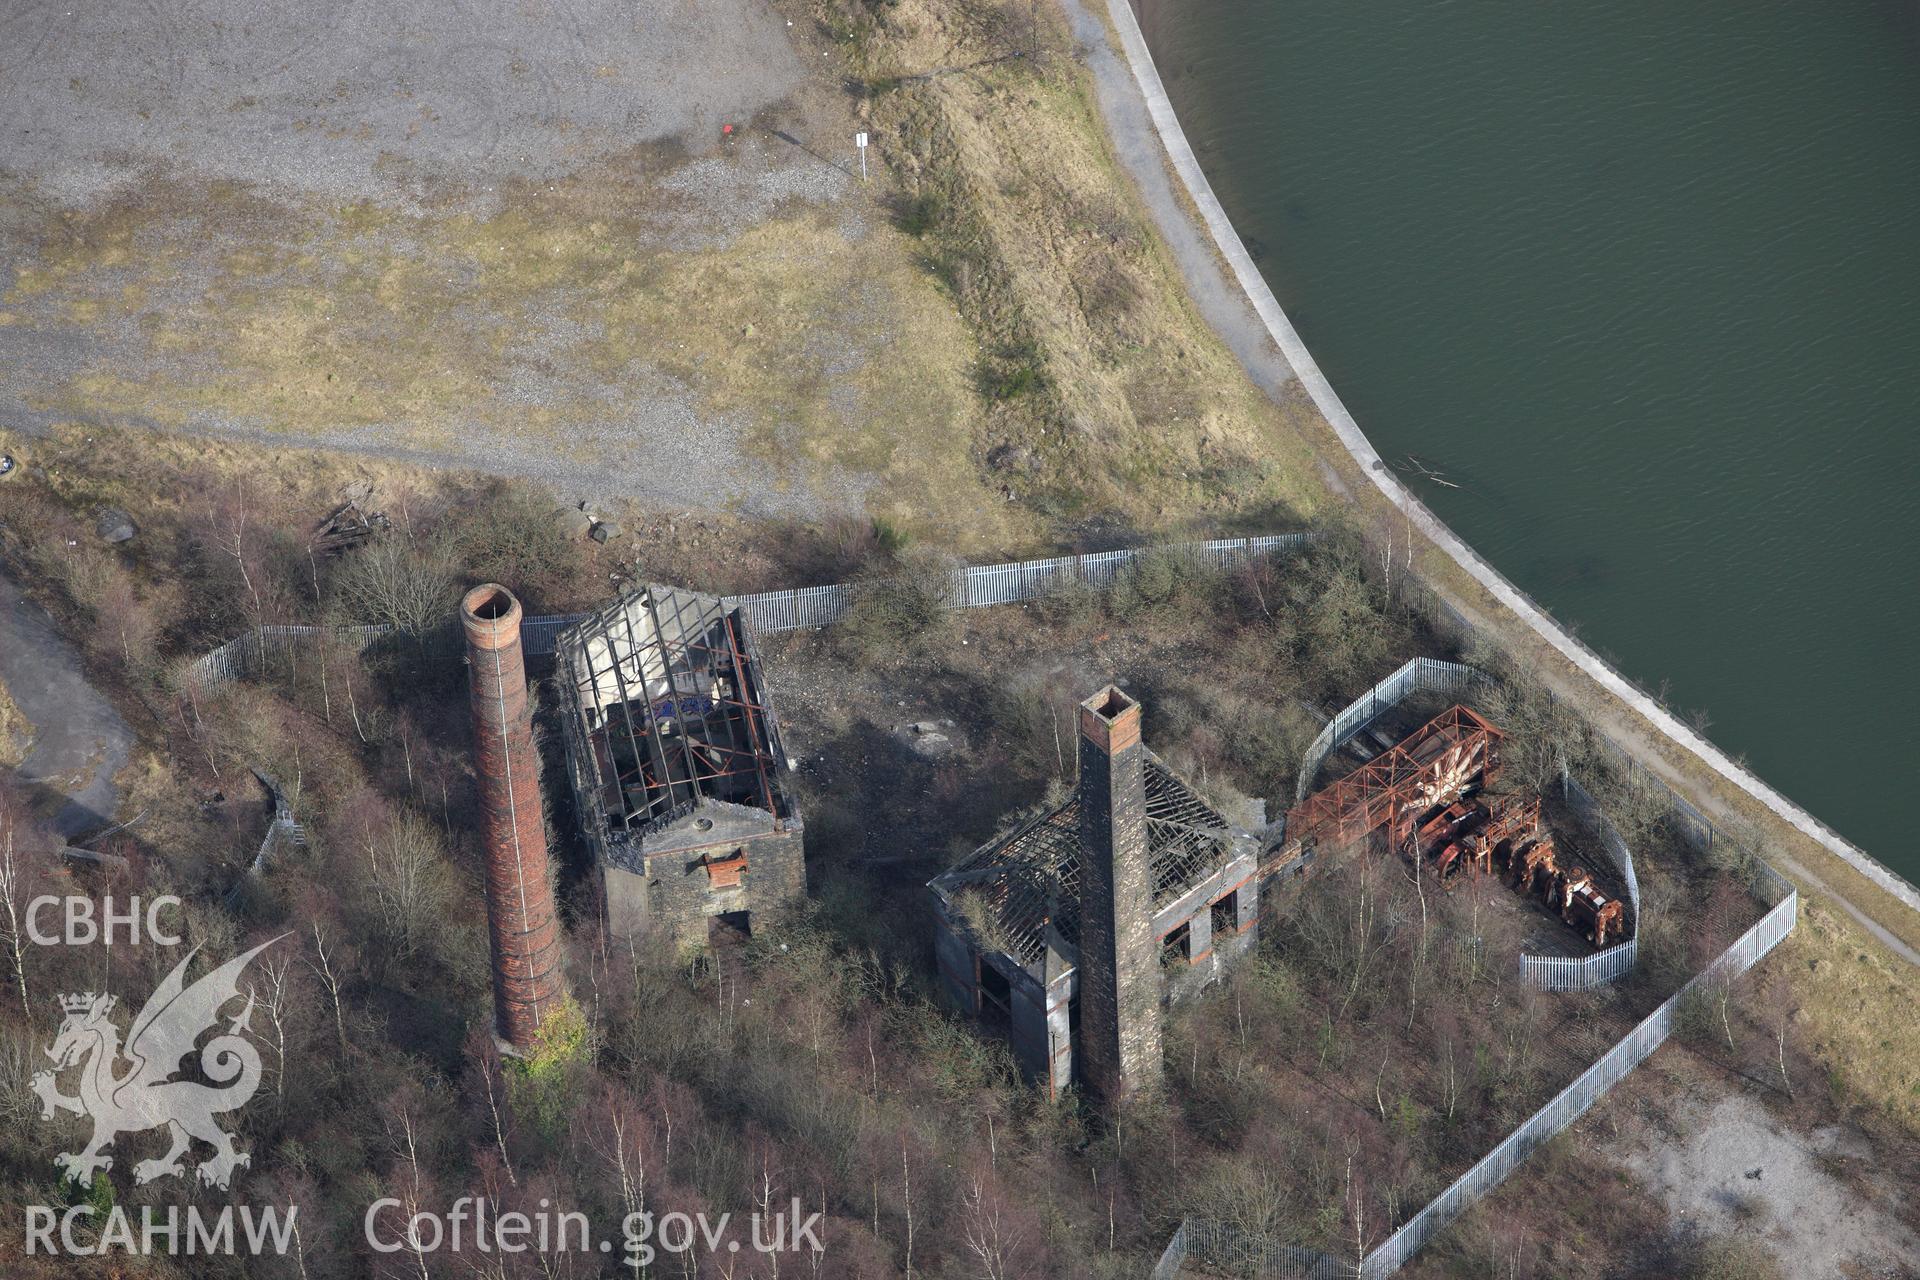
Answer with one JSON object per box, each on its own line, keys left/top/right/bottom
{"left": 748, "top": 524, "right": 1786, "bottom": 1268}
{"left": 808, "top": 0, "right": 1328, "bottom": 531}
{"left": 0, "top": 442, "right": 1444, "bottom": 1275}
{"left": 0, "top": 436, "right": 1909, "bottom": 1280}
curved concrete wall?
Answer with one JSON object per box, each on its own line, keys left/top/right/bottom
{"left": 1103, "top": 0, "right": 1920, "bottom": 920}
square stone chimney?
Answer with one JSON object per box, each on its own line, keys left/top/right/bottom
{"left": 1074, "top": 685, "right": 1162, "bottom": 1098}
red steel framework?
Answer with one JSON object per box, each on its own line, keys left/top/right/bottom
{"left": 1285, "top": 705, "right": 1504, "bottom": 852}
{"left": 573, "top": 587, "right": 783, "bottom": 830}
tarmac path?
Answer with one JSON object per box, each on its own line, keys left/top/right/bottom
{"left": 0, "top": 568, "right": 131, "bottom": 841}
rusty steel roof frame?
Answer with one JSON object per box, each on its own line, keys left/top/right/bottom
{"left": 1285, "top": 704, "right": 1504, "bottom": 852}
{"left": 561, "top": 585, "right": 790, "bottom": 835}
{"left": 930, "top": 754, "right": 1240, "bottom": 968}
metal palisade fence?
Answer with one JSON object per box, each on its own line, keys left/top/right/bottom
{"left": 190, "top": 623, "right": 397, "bottom": 686}
{"left": 727, "top": 533, "right": 1309, "bottom": 633}
{"left": 1148, "top": 1219, "right": 1187, "bottom": 1280}
{"left": 1162, "top": 673, "right": 1799, "bottom": 1278}
{"left": 1152, "top": 865, "right": 1797, "bottom": 1279}
{"left": 1357, "top": 863, "right": 1796, "bottom": 1277}
{"left": 180, "top": 527, "right": 1805, "bottom": 1280}
{"left": 1290, "top": 656, "right": 1646, "bottom": 994}
{"left": 1152, "top": 1219, "right": 1357, "bottom": 1280}
{"left": 188, "top": 533, "right": 1312, "bottom": 685}
{"left": 1520, "top": 938, "right": 1636, "bottom": 992}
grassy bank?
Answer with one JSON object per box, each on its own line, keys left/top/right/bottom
{"left": 803, "top": 0, "right": 1326, "bottom": 532}
{"left": 2, "top": 0, "right": 1330, "bottom": 549}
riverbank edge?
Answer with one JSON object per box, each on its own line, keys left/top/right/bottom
{"left": 1094, "top": 0, "right": 1920, "bottom": 927}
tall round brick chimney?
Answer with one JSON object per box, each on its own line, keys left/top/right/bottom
{"left": 461, "top": 583, "right": 565, "bottom": 1051}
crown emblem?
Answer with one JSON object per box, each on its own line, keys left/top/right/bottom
{"left": 59, "top": 992, "right": 105, "bottom": 1014}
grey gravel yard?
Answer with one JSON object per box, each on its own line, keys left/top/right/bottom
{"left": 0, "top": 0, "right": 984, "bottom": 523}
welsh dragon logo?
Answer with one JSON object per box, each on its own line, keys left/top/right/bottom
{"left": 31, "top": 937, "right": 283, "bottom": 1190}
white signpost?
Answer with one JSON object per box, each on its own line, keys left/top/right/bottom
{"left": 856, "top": 131, "right": 869, "bottom": 181}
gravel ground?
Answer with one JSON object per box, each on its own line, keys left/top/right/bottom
{"left": 1622, "top": 1091, "right": 1920, "bottom": 1279}
{"left": 0, "top": 0, "right": 805, "bottom": 205}
{"left": 0, "top": 0, "right": 887, "bottom": 519}
{"left": 0, "top": 567, "right": 132, "bottom": 840}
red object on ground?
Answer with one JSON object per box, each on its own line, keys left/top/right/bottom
{"left": 1286, "top": 705, "right": 1503, "bottom": 852}
{"left": 704, "top": 851, "right": 749, "bottom": 889}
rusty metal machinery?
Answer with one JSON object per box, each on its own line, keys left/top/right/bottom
{"left": 1511, "top": 838, "right": 1560, "bottom": 897}
{"left": 1289, "top": 703, "right": 1631, "bottom": 953}
{"left": 1556, "top": 867, "right": 1626, "bottom": 947}
{"left": 1285, "top": 705, "right": 1503, "bottom": 852}
{"left": 1482, "top": 795, "right": 1541, "bottom": 868}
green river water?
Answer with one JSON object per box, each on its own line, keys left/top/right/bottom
{"left": 1139, "top": 0, "right": 1920, "bottom": 881}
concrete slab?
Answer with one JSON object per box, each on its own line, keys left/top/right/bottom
{"left": 0, "top": 569, "right": 131, "bottom": 839}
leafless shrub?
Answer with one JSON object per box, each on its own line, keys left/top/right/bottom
{"left": 330, "top": 531, "right": 457, "bottom": 638}
{"left": 837, "top": 549, "right": 957, "bottom": 661}
{"left": 362, "top": 810, "right": 454, "bottom": 961}
{"left": 447, "top": 480, "right": 588, "bottom": 610}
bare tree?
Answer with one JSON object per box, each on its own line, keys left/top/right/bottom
{"left": 901, "top": 1133, "right": 916, "bottom": 1278}
{"left": 333, "top": 531, "right": 457, "bottom": 639}
{"left": 476, "top": 1035, "right": 517, "bottom": 1188}
{"left": 254, "top": 953, "right": 294, "bottom": 1110}
{"left": 307, "top": 921, "right": 349, "bottom": 1056}
{"left": 1718, "top": 973, "right": 1737, "bottom": 1054}
{"left": 222, "top": 496, "right": 265, "bottom": 624}
{"left": 0, "top": 1024, "right": 45, "bottom": 1146}
{"left": 397, "top": 1111, "right": 434, "bottom": 1280}
{"left": 0, "top": 815, "right": 37, "bottom": 1021}
{"left": 596, "top": 1089, "right": 646, "bottom": 1221}
{"left": 364, "top": 813, "right": 452, "bottom": 960}
{"left": 1404, "top": 826, "right": 1429, "bottom": 1032}
{"left": 752, "top": 1142, "right": 784, "bottom": 1279}
{"left": 1339, "top": 855, "right": 1379, "bottom": 1022}
{"left": 1776, "top": 1016, "right": 1793, "bottom": 1100}
{"left": 1344, "top": 1137, "right": 1367, "bottom": 1268}
{"left": 961, "top": 1169, "right": 1029, "bottom": 1280}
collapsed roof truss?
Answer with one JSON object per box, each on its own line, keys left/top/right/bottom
{"left": 932, "top": 753, "right": 1240, "bottom": 968}
{"left": 561, "top": 585, "right": 786, "bottom": 833}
